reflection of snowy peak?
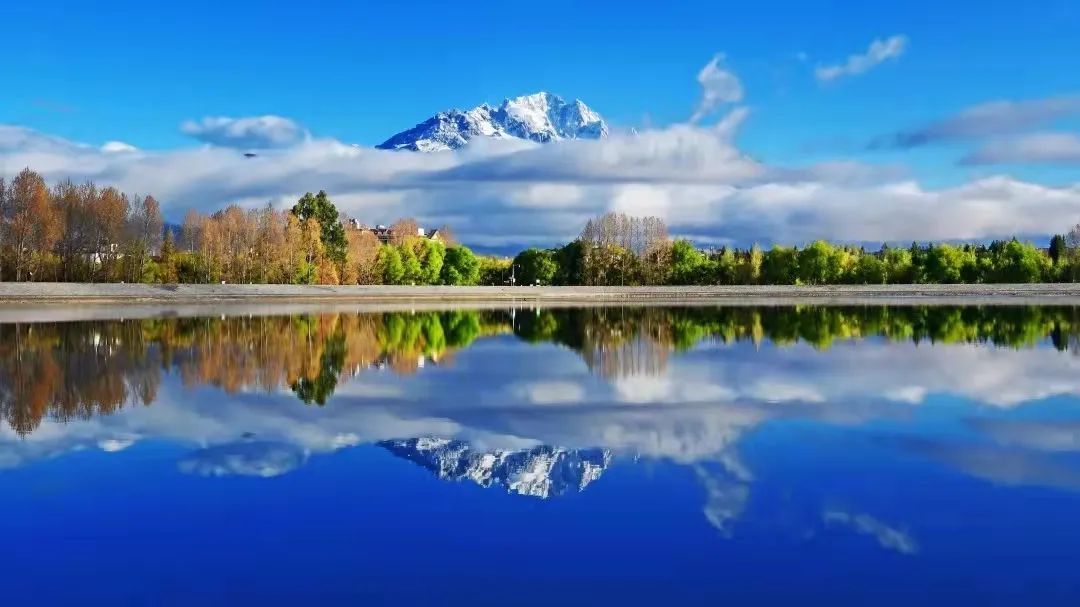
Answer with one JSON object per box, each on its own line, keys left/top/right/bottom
{"left": 380, "top": 437, "right": 612, "bottom": 498}
{"left": 376, "top": 92, "right": 609, "bottom": 152}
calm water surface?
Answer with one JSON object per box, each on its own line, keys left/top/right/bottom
{"left": 2, "top": 305, "right": 1079, "bottom": 605}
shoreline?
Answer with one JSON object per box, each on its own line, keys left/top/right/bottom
{"left": 1, "top": 283, "right": 1078, "bottom": 323}
{"left": 4, "top": 282, "right": 1080, "bottom": 303}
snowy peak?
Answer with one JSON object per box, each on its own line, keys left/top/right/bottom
{"left": 380, "top": 437, "right": 612, "bottom": 498}
{"left": 377, "top": 92, "right": 609, "bottom": 152}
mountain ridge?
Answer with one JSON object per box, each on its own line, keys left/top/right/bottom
{"left": 377, "top": 92, "right": 609, "bottom": 152}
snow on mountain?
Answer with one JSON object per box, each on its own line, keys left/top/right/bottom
{"left": 376, "top": 92, "right": 609, "bottom": 152}
{"left": 380, "top": 437, "right": 612, "bottom": 498}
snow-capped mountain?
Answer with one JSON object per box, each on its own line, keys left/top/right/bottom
{"left": 376, "top": 92, "right": 609, "bottom": 152}
{"left": 380, "top": 437, "right": 612, "bottom": 498}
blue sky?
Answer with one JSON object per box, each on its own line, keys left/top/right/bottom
{"left": 2, "top": 0, "right": 1079, "bottom": 247}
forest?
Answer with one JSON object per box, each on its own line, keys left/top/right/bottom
{"left": 2, "top": 168, "right": 1078, "bottom": 286}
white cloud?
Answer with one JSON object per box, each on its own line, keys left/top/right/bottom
{"left": 3, "top": 116, "right": 1080, "bottom": 249}
{"left": 101, "top": 141, "right": 138, "bottom": 154}
{"left": 962, "top": 132, "right": 1080, "bottom": 165}
{"left": 690, "top": 54, "right": 744, "bottom": 123}
{"left": 816, "top": 35, "right": 908, "bottom": 83}
{"left": 180, "top": 115, "right": 309, "bottom": 149}
{"left": 877, "top": 96, "right": 1080, "bottom": 149}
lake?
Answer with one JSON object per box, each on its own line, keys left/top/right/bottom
{"left": 1, "top": 305, "right": 1079, "bottom": 605}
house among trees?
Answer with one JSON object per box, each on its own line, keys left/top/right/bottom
{"left": 346, "top": 218, "right": 444, "bottom": 244}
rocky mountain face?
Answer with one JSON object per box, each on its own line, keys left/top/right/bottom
{"left": 376, "top": 92, "right": 609, "bottom": 152}
{"left": 380, "top": 437, "right": 612, "bottom": 498}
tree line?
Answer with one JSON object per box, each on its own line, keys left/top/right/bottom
{"left": 0, "top": 169, "right": 485, "bottom": 285}
{"left": 4, "top": 168, "right": 1079, "bottom": 286}
{"left": 511, "top": 213, "right": 1080, "bottom": 286}
{"left": 0, "top": 169, "right": 164, "bottom": 282}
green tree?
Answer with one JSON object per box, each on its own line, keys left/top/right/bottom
{"left": 1049, "top": 234, "right": 1067, "bottom": 266}
{"left": 513, "top": 248, "right": 560, "bottom": 285}
{"left": 291, "top": 191, "right": 347, "bottom": 266}
{"left": 379, "top": 245, "right": 405, "bottom": 284}
{"left": 478, "top": 255, "right": 511, "bottom": 285}
{"left": 924, "top": 244, "right": 974, "bottom": 284}
{"left": 735, "top": 244, "right": 763, "bottom": 284}
{"left": 400, "top": 243, "right": 422, "bottom": 284}
{"left": 883, "top": 247, "right": 914, "bottom": 283}
{"left": 419, "top": 239, "right": 446, "bottom": 285}
{"left": 850, "top": 253, "right": 887, "bottom": 284}
{"left": 713, "top": 247, "right": 738, "bottom": 285}
{"left": 796, "top": 241, "right": 839, "bottom": 285}
{"left": 761, "top": 245, "right": 798, "bottom": 285}
{"left": 555, "top": 241, "right": 586, "bottom": 285}
{"left": 990, "top": 239, "right": 1050, "bottom": 283}
{"left": 670, "top": 239, "right": 708, "bottom": 285}
{"left": 441, "top": 245, "right": 480, "bottom": 285}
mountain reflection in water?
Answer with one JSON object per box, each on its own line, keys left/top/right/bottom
{"left": 381, "top": 437, "right": 612, "bottom": 498}
{"left": 2, "top": 305, "right": 1080, "bottom": 603}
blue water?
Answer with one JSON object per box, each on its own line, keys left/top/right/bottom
{"left": 1, "top": 306, "right": 1078, "bottom": 605}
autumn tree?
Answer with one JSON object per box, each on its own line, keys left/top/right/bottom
{"left": 5, "top": 169, "right": 59, "bottom": 281}
{"left": 344, "top": 228, "right": 381, "bottom": 284}
{"left": 125, "top": 195, "right": 164, "bottom": 282}
{"left": 291, "top": 191, "right": 347, "bottom": 268}
{"left": 181, "top": 209, "right": 203, "bottom": 253}
{"left": 91, "top": 187, "right": 129, "bottom": 281}
{"left": 389, "top": 217, "right": 422, "bottom": 245}
{"left": 53, "top": 180, "right": 94, "bottom": 281}
{"left": 0, "top": 177, "right": 6, "bottom": 280}
{"left": 433, "top": 224, "right": 458, "bottom": 246}
{"left": 199, "top": 213, "right": 224, "bottom": 283}
{"left": 578, "top": 212, "right": 669, "bottom": 285}
{"left": 211, "top": 205, "right": 257, "bottom": 283}
{"left": 252, "top": 205, "right": 290, "bottom": 283}
{"left": 160, "top": 229, "right": 178, "bottom": 283}
{"left": 290, "top": 216, "right": 334, "bottom": 284}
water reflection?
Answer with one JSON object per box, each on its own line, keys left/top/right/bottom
{"left": 4, "top": 305, "right": 1080, "bottom": 437}
{"left": 0, "top": 311, "right": 505, "bottom": 434}
{"left": 2, "top": 305, "right": 1080, "bottom": 602}
{"left": 381, "top": 437, "right": 612, "bottom": 498}
{"left": 2, "top": 307, "right": 1080, "bottom": 489}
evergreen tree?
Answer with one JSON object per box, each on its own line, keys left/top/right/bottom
{"left": 291, "top": 191, "right": 347, "bottom": 266}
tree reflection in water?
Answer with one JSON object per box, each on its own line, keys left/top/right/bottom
{"left": 3, "top": 305, "right": 1080, "bottom": 435}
